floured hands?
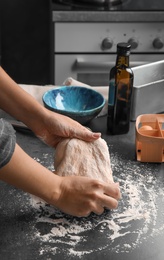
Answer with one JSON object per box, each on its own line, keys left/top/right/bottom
{"left": 0, "top": 66, "right": 119, "bottom": 218}
{"left": 34, "top": 110, "right": 101, "bottom": 147}
{"left": 52, "top": 175, "right": 121, "bottom": 217}
{"left": 0, "top": 67, "right": 100, "bottom": 149}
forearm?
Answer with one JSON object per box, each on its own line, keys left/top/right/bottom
{"left": 0, "top": 144, "right": 61, "bottom": 203}
{"left": 0, "top": 143, "right": 121, "bottom": 217}
{"left": 0, "top": 67, "right": 47, "bottom": 132}
{"left": 0, "top": 66, "right": 101, "bottom": 146}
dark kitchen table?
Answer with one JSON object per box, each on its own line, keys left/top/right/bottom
{"left": 0, "top": 116, "right": 164, "bottom": 260}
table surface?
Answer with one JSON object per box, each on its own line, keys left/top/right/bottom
{"left": 0, "top": 116, "right": 164, "bottom": 260}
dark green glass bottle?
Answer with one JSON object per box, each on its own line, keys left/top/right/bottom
{"left": 107, "top": 43, "right": 134, "bottom": 135}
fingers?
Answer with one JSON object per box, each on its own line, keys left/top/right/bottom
{"left": 75, "top": 202, "right": 105, "bottom": 218}
{"left": 56, "top": 176, "right": 121, "bottom": 218}
{"left": 78, "top": 182, "right": 121, "bottom": 217}
{"left": 102, "top": 182, "right": 121, "bottom": 208}
{"left": 90, "top": 182, "right": 121, "bottom": 215}
{"left": 63, "top": 117, "right": 101, "bottom": 141}
{"left": 50, "top": 113, "right": 101, "bottom": 144}
{"left": 104, "top": 182, "right": 121, "bottom": 200}
{"left": 92, "top": 205, "right": 105, "bottom": 216}
{"left": 101, "top": 195, "right": 119, "bottom": 210}
{"left": 73, "top": 125, "right": 101, "bottom": 142}
{"left": 42, "top": 111, "right": 101, "bottom": 146}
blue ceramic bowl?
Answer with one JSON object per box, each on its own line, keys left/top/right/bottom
{"left": 42, "top": 86, "right": 105, "bottom": 125}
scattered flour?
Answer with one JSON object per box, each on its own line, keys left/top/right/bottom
{"left": 30, "top": 151, "right": 164, "bottom": 258}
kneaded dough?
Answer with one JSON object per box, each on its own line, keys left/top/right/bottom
{"left": 54, "top": 137, "right": 113, "bottom": 183}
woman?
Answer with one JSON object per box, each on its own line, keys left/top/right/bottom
{"left": 0, "top": 66, "right": 120, "bottom": 217}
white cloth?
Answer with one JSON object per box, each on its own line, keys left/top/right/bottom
{"left": 0, "top": 78, "right": 108, "bottom": 121}
{"left": 20, "top": 78, "right": 108, "bottom": 117}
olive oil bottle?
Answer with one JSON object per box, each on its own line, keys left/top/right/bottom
{"left": 107, "top": 43, "right": 134, "bottom": 134}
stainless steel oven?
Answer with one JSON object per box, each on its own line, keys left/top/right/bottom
{"left": 51, "top": 0, "right": 164, "bottom": 86}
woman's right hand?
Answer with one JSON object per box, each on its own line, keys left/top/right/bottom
{"left": 52, "top": 175, "right": 121, "bottom": 217}
{"left": 0, "top": 142, "right": 120, "bottom": 218}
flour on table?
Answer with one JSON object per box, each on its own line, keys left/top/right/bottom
{"left": 54, "top": 137, "right": 113, "bottom": 183}
{"left": 30, "top": 150, "right": 164, "bottom": 258}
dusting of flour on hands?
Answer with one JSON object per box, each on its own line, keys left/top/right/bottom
{"left": 30, "top": 149, "right": 164, "bottom": 258}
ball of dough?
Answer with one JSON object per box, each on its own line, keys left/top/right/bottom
{"left": 54, "top": 137, "right": 113, "bottom": 183}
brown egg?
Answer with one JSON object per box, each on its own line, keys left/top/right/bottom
{"left": 139, "top": 125, "right": 153, "bottom": 131}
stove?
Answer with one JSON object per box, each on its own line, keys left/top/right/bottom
{"left": 50, "top": 0, "right": 164, "bottom": 86}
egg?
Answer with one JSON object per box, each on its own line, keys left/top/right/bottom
{"left": 139, "top": 125, "right": 153, "bottom": 131}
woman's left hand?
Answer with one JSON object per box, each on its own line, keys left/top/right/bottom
{"left": 34, "top": 110, "right": 101, "bottom": 147}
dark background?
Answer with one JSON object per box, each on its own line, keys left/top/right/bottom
{"left": 1, "top": 0, "right": 51, "bottom": 85}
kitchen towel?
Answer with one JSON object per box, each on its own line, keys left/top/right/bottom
{"left": 0, "top": 79, "right": 108, "bottom": 121}
{"left": 19, "top": 78, "right": 108, "bottom": 117}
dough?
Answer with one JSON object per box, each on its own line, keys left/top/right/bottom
{"left": 54, "top": 137, "right": 113, "bottom": 183}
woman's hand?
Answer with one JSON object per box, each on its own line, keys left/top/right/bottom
{"left": 53, "top": 175, "right": 121, "bottom": 217}
{"left": 33, "top": 110, "right": 101, "bottom": 147}
{"left": 0, "top": 144, "right": 121, "bottom": 218}
{"left": 0, "top": 67, "right": 100, "bottom": 147}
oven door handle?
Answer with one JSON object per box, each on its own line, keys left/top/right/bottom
{"left": 74, "top": 59, "right": 147, "bottom": 72}
{"left": 74, "top": 59, "right": 112, "bottom": 71}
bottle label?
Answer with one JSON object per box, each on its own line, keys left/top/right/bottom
{"left": 108, "top": 79, "right": 115, "bottom": 106}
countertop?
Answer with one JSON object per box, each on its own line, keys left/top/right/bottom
{"left": 0, "top": 115, "right": 164, "bottom": 260}
{"left": 52, "top": 10, "right": 164, "bottom": 22}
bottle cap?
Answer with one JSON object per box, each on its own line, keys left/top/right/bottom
{"left": 117, "top": 42, "right": 131, "bottom": 56}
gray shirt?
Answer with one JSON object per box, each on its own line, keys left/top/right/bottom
{"left": 0, "top": 22, "right": 16, "bottom": 168}
{"left": 0, "top": 119, "right": 16, "bottom": 169}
